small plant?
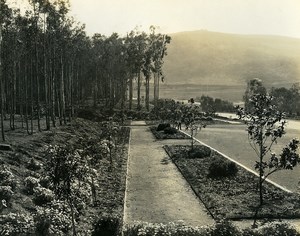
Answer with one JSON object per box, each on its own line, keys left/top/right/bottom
{"left": 0, "top": 212, "right": 34, "bottom": 235}
{"left": 24, "top": 176, "right": 40, "bottom": 194}
{"left": 187, "top": 146, "right": 211, "bottom": 158}
{"left": 0, "top": 167, "right": 17, "bottom": 190}
{"left": 210, "top": 220, "right": 241, "bottom": 236}
{"left": 33, "top": 186, "right": 54, "bottom": 206}
{"left": 208, "top": 156, "right": 238, "bottom": 178}
{"left": 35, "top": 200, "right": 72, "bottom": 235}
{"left": 92, "top": 215, "right": 120, "bottom": 236}
{"left": 0, "top": 186, "right": 14, "bottom": 203}
{"left": 237, "top": 92, "right": 300, "bottom": 206}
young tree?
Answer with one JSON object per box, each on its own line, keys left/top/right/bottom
{"left": 237, "top": 93, "right": 300, "bottom": 206}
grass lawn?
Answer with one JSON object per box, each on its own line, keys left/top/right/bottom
{"left": 194, "top": 124, "right": 300, "bottom": 192}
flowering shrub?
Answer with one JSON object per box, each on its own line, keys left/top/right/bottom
{"left": 123, "top": 221, "right": 210, "bottom": 236}
{"left": 0, "top": 168, "right": 17, "bottom": 190}
{"left": 35, "top": 200, "right": 72, "bottom": 235}
{"left": 210, "top": 220, "right": 241, "bottom": 236}
{"left": 24, "top": 176, "right": 40, "bottom": 194}
{"left": 0, "top": 186, "right": 14, "bottom": 203}
{"left": 0, "top": 212, "right": 34, "bottom": 235}
{"left": 92, "top": 214, "right": 120, "bottom": 236}
{"left": 254, "top": 222, "right": 300, "bottom": 236}
{"left": 33, "top": 186, "right": 54, "bottom": 206}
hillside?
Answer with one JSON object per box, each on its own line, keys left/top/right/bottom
{"left": 161, "top": 30, "right": 300, "bottom": 102}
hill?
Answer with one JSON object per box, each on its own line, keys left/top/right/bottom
{"left": 161, "top": 30, "right": 300, "bottom": 102}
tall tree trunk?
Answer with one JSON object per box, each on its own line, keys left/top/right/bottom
{"left": 137, "top": 72, "right": 141, "bottom": 110}
{"left": 44, "top": 16, "right": 50, "bottom": 131}
{"left": 145, "top": 76, "right": 150, "bottom": 111}
{"left": 59, "top": 55, "right": 66, "bottom": 125}
{"left": 129, "top": 76, "right": 133, "bottom": 110}
{"left": 0, "top": 23, "right": 5, "bottom": 141}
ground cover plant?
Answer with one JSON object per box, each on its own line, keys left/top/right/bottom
{"left": 164, "top": 144, "right": 300, "bottom": 220}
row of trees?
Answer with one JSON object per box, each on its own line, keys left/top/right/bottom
{"left": 243, "top": 78, "right": 300, "bottom": 117}
{"left": 195, "top": 95, "right": 235, "bottom": 114}
{"left": 0, "top": 0, "right": 171, "bottom": 140}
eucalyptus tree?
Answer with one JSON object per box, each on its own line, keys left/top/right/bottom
{"left": 148, "top": 26, "right": 171, "bottom": 107}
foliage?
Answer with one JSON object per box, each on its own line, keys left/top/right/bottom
{"left": 164, "top": 127, "right": 178, "bottom": 135}
{"left": 0, "top": 186, "right": 14, "bottom": 203}
{"left": 35, "top": 200, "right": 72, "bottom": 235}
{"left": 0, "top": 212, "right": 35, "bottom": 235}
{"left": 242, "top": 221, "right": 300, "bottom": 236}
{"left": 92, "top": 214, "right": 120, "bottom": 236}
{"left": 33, "top": 186, "right": 54, "bottom": 206}
{"left": 123, "top": 221, "right": 210, "bottom": 236}
{"left": 210, "top": 220, "right": 241, "bottom": 236}
{"left": 198, "top": 96, "right": 235, "bottom": 114}
{"left": 157, "top": 123, "right": 171, "bottom": 131}
{"left": 270, "top": 83, "right": 300, "bottom": 117}
{"left": 208, "top": 156, "right": 238, "bottom": 178}
{"left": 24, "top": 176, "right": 40, "bottom": 194}
{"left": 187, "top": 146, "right": 211, "bottom": 159}
{"left": 237, "top": 92, "right": 300, "bottom": 205}
{"left": 0, "top": 167, "right": 17, "bottom": 190}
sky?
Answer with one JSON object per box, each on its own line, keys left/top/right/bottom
{"left": 68, "top": 0, "right": 300, "bottom": 38}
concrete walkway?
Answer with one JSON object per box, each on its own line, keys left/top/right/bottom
{"left": 123, "top": 121, "right": 214, "bottom": 227}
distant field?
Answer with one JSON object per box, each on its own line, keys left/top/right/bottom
{"left": 195, "top": 123, "right": 300, "bottom": 192}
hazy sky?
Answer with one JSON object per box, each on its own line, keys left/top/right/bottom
{"left": 68, "top": 0, "right": 300, "bottom": 38}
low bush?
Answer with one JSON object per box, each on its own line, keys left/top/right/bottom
{"left": 33, "top": 187, "right": 54, "bottom": 206}
{"left": 188, "top": 146, "right": 211, "bottom": 159}
{"left": 208, "top": 156, "right": 238, "bottom": 178}
{"left": 24, "top": 176, "right": 40, "bottom": 194}
{"left": 92, "top": 215, "right": 120, "bottom": 236}
{"left": 0, "top": 169, "right": 17, "bottom": 190}
{"left": 123, "top": 221, "right": 210, "bottom": 236}
{"left": 210, "top": 220, "right": 241, "bottom": 236}
{"left": 157, "top": 123, "right": 171, "bottom": 131}
{"left": 0, "top": 186, "right": 14, "bottom": 202}
{"left": 164, "top": 127, "right": 178, "bottom": 135}
{"left": 0, "top": 212, "right": 34, "bottom": 235}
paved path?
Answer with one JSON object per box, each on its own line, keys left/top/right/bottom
{"left": 123, "top": 121, "right": 214, "bottom": 227}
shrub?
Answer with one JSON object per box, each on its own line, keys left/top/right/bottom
{"left": 123, "top": 221, "right": 210, "bottom": 236}
{"left": 27, "top": 158, "right": 42, "bottom": 171}
{"left": 24, "top": 176, "right": 40, "bottom": 194}
{"left": 164, "top": 127, "right": 178, "bottom": 135}
{"left": 92, "top": 215, "right": 120, "bottom": 236}
{"left": 210, "top": 220, "right": 241, "bottom": 236}
{"left": 188, "top": 146, "right": 211, "bottom": 158}
{"left": 208, "top": 156, "right": 238, "bottom": 178}
{"left": 259, "top": 221, "right": 300, "bottom": 236}
{"left": 0, "top": 186, "right": 14, "bottom": 202}
{"left": 157, "top": 123, "right": 170, "bottom": 131}
{"left": 35, "top": 200, "right": 72, "bottom": 235}
{"left": 0, "top": 169, "right": 17, "bottom": 190}
{"left": 0, "top": 212, "right": 34, "bottom": 235}
{"left": 33, "top": 187, "right": 54, "bottom": 206}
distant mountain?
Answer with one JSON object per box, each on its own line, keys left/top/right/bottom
{"left": 161, "top": 30, "right": 300, "bottom": 102}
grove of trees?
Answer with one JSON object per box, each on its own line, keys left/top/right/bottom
{"left": 0, "top": 0, "right": 171, "bottom": 141}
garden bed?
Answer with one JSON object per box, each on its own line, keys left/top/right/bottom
{"left": 164, "top": 145, "right": 300, "bottom": 220}
{"left": 149, "top": 126, "right": 190, "bottom": 139}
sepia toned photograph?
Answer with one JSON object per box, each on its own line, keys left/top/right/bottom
{"left": 0, "top": 0, "right": 299, "bottom": 235}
